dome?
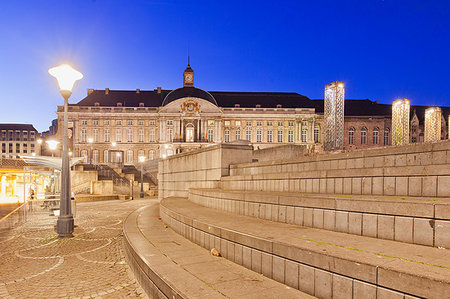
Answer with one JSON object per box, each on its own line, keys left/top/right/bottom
{"left": 162, "top": 87, "right": 218, "bottom": 106}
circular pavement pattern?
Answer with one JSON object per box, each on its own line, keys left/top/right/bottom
{"left": 0, "top": 199, "right": 154, "bottom": 298}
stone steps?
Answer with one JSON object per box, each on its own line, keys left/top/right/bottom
{"left": 160, "top": 197, "right": 450, "bottom": 299}
{"left": 188, "top": 188, "right": 450, "bottom": 248}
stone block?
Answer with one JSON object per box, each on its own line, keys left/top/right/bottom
{"left": 314, "top": 268, "right": 332, "bottom": 299}
{"left": 258, "top": 203, "right": 265, "bottom": 219}
{"left": 362, "top": 177, "right": 372, "bottom": 194}
{"left": 221, "top": 238, "right": 228, "bottom": 258}
{"left": 437, "top": 176, "right": 450, "bottom": 197}
{"left": 286, "top": 206, "right": 295, "bottom": 224}
{"left": 261, "top": 252, "right": 273, "bottom": 278}
{"left": 251, "top": 249, "right": 262, "bottom": 273}
{"left": 395, "top": 154, "right": 407, "bottom": 166}
{"left": 306, "top": 179, "right": 313, "bottom": 192}
{"left": 294, "top": 207, "right": 304, "bottom": 226}
{"left": 383, "top": 177, "right": 396, "bottom": 196}
{"left": 272, "top": 256, "right": 285, "bottom": 283}
{"left": 299, "top": 264, "right": 315, "bottom": 295}
{"left": 408, "top": 177, "right": 422, "bottom": 196}
{"left": 335, "top": 178, "right": 343, "bottom": 194}
{"left": 285, "top": 260, "right": 299, "bottom": 289}
{"left": 377, "top": 215, "right": 395, "bottom": 240}
{"left": 413, "top": 218, "right": 434, "bottom": 246}
{"left": 377, "top": 287, "right": 404, "bottom": 299}
{"left": 422, "top": 176, "right": 437, "bottom": 197}
{"left": 234, "top": 244, "right": 243, "bottom": 265}
{"left": 332, "top": 274, "right": 353, "bottom": 299}
{"left": 227, "top": 241, "right": 235, "bottom": 262}
{"left": 348, "top": 212, "right": 362, "bottom": 235}
{"left": 304, "top": 208, "right": 313, "bottom": 227}
{"left": 242, "top": 246, "right": 252, "bottom": 269}
{"left": 312, "top": 179, "right": 320, "bottom": 193}
{"left": 326, "top": 178, "right": 335, "bottom": 194}
{"left": 372, "top": 177, "right": 383, "bottom": 195}
{"left": 351, "top": 178, "right": 362, "bottom": 195}
{"left": 265, "top": 204, "right": 272, "bottom": 220}
{"left": 435, "top": 220, "right": 450, "bottom": 248}
{"left": 335, "top": 211, "right": 349, "bottom": 233}
{"left": 278, "top": 205, "right": 287, "bottom": 223}
{"left": 395, "top": 176, "right": 408, "bottom": 196}
{"left": 323, "top": 210, "right": 336, "bottom": 231}
{"left": 319, "top": 178, "right": 327, "bottom": 194}
{"left": 271, "top": 205, "right": 279, "bottom": 222}
{"left": 394, "top": 216, "right": 413, "bottom": 244}
{"left": 313, "top": 209, "right": 324, "bottom": 229}
{"left": 353, "top": 280, "right": 376, "bottom": 299}
{"left": 362, "top": 213, "right": 378, "bottom": 238}
{"left": 343, "top": 178, "right": 352, "bottom": 194}
{"left": 373, "top": 156, "right": 384, "bottom": 167}
{"left": 384, "top": 155, "right": 395, "bottom": 167}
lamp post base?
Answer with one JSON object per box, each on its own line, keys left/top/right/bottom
{"left": 56, "top": 214, "right": 74, "bottom": 238}
{"left": 140, "top": 192, "right": 144, "bottom": 198}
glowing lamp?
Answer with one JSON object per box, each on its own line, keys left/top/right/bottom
{"left": 88, "top": 137, "right": 93, "bottom": 143}
{"left": 138, "top": 156, "right": 146, "bottom": 163}
{"left": 46, "top": 140, "right": 60, "bottom": 150}
{"left": 48, "top": 64, "right": 83, "bottom": 93}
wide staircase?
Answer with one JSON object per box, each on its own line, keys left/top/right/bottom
{"left": 125, "top": 142, "right": 450, "bottom": 298}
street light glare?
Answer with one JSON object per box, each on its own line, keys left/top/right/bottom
{"left": 139, "top": 156, "right": 146, "bottom": 163}
{"left": 46, "top": 140, "right": 60, "bottom": 150}
{"left": 48, "top": 64, "right": 83, "bottom": 92}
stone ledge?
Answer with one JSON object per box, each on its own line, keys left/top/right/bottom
{"left": 160, "top": 197, "right": 450, "bottom": 299}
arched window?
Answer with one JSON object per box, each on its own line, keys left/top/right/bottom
{"left": 126, "top": 150, "right": 133, "bottom": 163}
{"left": 384, "top": 128, "right": 390, "bottom": 145}
{"left": 373, "top": 127, "right": 379, "bottom": 144}
{"left": 138, "top": 150, "right": 144, "bottom": 158}
{"left": 361, "top": 127, "right": 367, "bottom": 144}
{"left": 348, "top": 127, "right": 355, "bottom": 144}
{"left": 149, "top": 150, "right": 155, "bottom": 160}
{"left": 93, "top": 150, "right": 99, "bottom": 164}
{"left": 103, "top": 150, "right": 109, "bottom": 163}
{"left": 314, "top": 126, "right": 320, "bottom": 143}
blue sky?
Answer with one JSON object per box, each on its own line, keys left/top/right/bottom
{"left": 0, "top": 0, "right": 449, "bottom": 132}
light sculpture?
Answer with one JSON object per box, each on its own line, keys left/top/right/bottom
{"left": 324, "top": 81, "right": 345, "bottom": 151}
{"left": 392, "top": 99, "right": 410, "bottom": 146}
{"left": 424, "top": 107, "right": 442, "bottom": 143}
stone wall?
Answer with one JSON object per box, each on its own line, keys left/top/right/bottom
{"left": 91, "top": 180, "right": 113, "bottom": 195}
{"left": 158, "top": 143, "right": 253, "bottom": 200}
{"left": 71, "top": 170, "right": 98, "bottom": 194}
{"left": 253, "top": 144, "right": 311, "bottom": 162}
{"left": 223, "top": 140, "right": 450, "bottom": 197}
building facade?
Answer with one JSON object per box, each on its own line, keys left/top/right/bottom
{"left": 0, "top": 124, "right": 41, "bottom": 158}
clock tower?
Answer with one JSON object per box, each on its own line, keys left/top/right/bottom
{"left": 183, "top": 61, "right": 194, "bottom": 87}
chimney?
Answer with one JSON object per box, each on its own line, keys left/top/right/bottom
{"left": 375, "top": 100, "right": 379, "bottom": 104}
{"left": 87, "top": 88, "right": 94, "bottom": 95}
{"left": 136, "top": 89, "right": 140, "bottom": 93}
{"left": 105, "top": 88, "right": 109, "bottom": 95}
{"left": 157, "top": 87, "right": 162, "bottom": 94}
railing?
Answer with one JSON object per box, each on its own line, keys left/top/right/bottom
{"left": 0, "top": 203, "right": 26, "bottom": 232}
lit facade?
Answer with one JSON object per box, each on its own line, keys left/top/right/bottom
{"left": 324, "top": 81, "right": 345, "bottom": 151}
{"left": 392, "top": 99, "right": 410, "bottom": 146}
{"left": 0, "top": 124, "right": 41, "bottom": 158}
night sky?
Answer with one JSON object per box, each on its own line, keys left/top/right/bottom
{"left": 1, "top": 0, "right": 449, "bottom": 132}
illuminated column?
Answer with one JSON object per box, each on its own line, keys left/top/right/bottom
{"left": 392, "top": 99, "right": 410, "bottom": 146}
{"left": 324, "top": 81, "right": 345, "bottom": 150}
{"left": 424, "top": 107, "right": 442, "bottom": 143}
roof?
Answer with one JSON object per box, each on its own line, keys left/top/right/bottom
{"left": 162, "top": 87, "right": 217, "bottom": 106}
{"left": 311, "top": 99, "right": 392, "bottom": 117}
{"left": 184, "top": 64, "right": 194, "bottom": 73}
{"left": 210, "top": 91, "right": 313, "bottom": 108}
{"left": 0, "top": 124, "right": 39, "bottom": 132}
{"left": 75, "top": 89, "right": 171, "bottom": 107}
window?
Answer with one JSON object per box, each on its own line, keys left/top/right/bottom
{"left": 246, "top": 129, "right": 252, "bottom": 142}
{"left": 93, "top": 150, "right": 99, "bottom": 164}
{"left": 15, "top": 131, "right": 21, "bottom": 141}
{"left": 256, "top": 130, "right": 262, "bottom": 142}
{"left": 138, "top": 120, "right": 144, "bottom": 126}
{"left": 116, "top": 120, "right": 122, "bottom": 125}
{"left": 127, "top": 120, "right": 133, "bottom": 126}
{"left": 302, "top": 121, "right": 308, "bottom": 126}
{"left": 138, "top": 150, "right": 144, "bottom": 158}
{"left": 235, "top": 120, "right": 241, "bottom": 126}
{"left": 288, "top": 130, "right": 294, "bottom": 142}
{"left": 384, "top": 129, "right": 390, "bottom": 145}
{"left": 23, "top": 131, "right": 28, "bottom": 141}
{"left": 224, "top": 120, "right": 231, "bottom": 126}
{"left": 208, "top": 120, "right": 215, "bottom": 126}
{"left": 278, "top": 121, "right": 283, "bottom": 126}
{"left": 138, "top": 129, "right": 144, "bottom": 142}
{"left": 373, "top": 127, "right": 379, "bottom": 144}
{"left": 93, "top": 120, "right": 99, "bottom": 126}
{"left": 288, "top": 121, "right": 294, "bottom": 127}
{"left": 1, "top": 131, "right": 5, "bottom": 141}
{"left": 104, "top": 120, "right": 110, "bottom": 125}
{"left": 235, "top": 130, "right": 241, "bottom": 141}
{"left": 104, "top": 129, "right": 110, "bottom": 142}
{"left": 23, "top": 143, "right": 27, "bottom": 153}
{"left": 149, "top": 129, "right": 155, "bottom": 142}
{"left": 224, "top": 130, "right": 230, "bottom": 142}
{"left": 348, "top": 127, "right": 355, "bottom": 144}
{"left": 81, "top": 150, "right": 88, "bottom": 163}
{"left": 168, "top": 129, "right": 173, "bottom": 142}
{"left": 81, "top": 120, "right": 88, "bottom": 125}
{"left": 8, "top": 131, "right": 13, "bottom": 141}
{"left": 127, "top": 128, "right": 133, "bottom": 142}
{"left": 81, "top": 129, "right": 87, "bottom": 142}
{"left": 314, "top": 126, "right": 320, "bottom": 143}
{"left": 8, "top": 143, "right": 12, "bottom": 153}
{"left": 256, "top": 121, "right": 262, "bottom": 126}
{"left": 301, "top": 129, "right": 307, "bottom": 142}
{"left": 267, "top": 130, "right": 273, "bottom": 142}
{"left": 16, "top": 143, "right": 20, "bottom": 153}
{"left": 167, "top": 120, "right": 173, "bottom": 126}
{"left": 30, "top": 132, "right": 35, "bottom": 141}
{"left": 127, "top": 150, "right": 133, "bottom": 163}
{"left": 246, "top": 121, "right": 252, "bottom": 126}
{"left": 1, "top": 143, "right": 5, "bottom": 153}
{"left": 116, "top": 129, "right": 122, "bottom": 142}
{"left": 278, "top": 130, "right": 283, "bottom": 142}
{"left": 207, "top": 129, "right": 214, "bottom": 142}
{"left": 361, "top": 127, "right": 367, "bottom": 144}
{"left": 267, "top": 121, "right": 273, "bottom": 126}
{"left": 103, "top": 150, "right": 109, "bottom": 163}
{"left": 93, "top": 129, "right": 99, "bottom": 142}
{"left": 149, "top": 120, "right": 155, "bottom": 125}
{"left": 149, "top": 150, "right": 155, "bottom": 160}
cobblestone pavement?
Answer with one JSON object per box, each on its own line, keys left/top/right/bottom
{"left": 0, "top": 199, "right": 155, "bottom": 299}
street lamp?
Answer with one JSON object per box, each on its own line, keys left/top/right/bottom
{"left": 46, "top": 140, "right": 60, "bottom": 194}
{"left": 49, "top": 63, "right": 83, "bottom": 238}
{"left": 88, "top": 137, "right": 93, "bottom": 164}
{"left": 138, "top": 155, "right": 145, "bottom": 198}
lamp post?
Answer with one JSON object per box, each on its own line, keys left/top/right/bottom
{"left": 138, "top": 155, "right": 145, "bottom": 198}
{"left": 88, "top": 137, "right": 93, "bottom": 164}
{"left": 46, "top": 140, "right": 59, "bottom": 194}
{"left": 49, "top": 64, "right": 83, "bottom": 238}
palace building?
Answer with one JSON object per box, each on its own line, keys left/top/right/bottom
{"left": 55, "top": 64, "right": 449, "bottom": 164}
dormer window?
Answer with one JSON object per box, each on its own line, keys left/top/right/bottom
{"left": 276, "top": 104, "right": 282, "bottom": 108}
{"left": 256, "top": 104, "right": 261, "bottom": 108}
{"left": 94, "top": 102, "right": 100, "bottom": 106}
{"left": 117, "top": 102, "right": 122, "bottom": 107}
{"left": 139, "top": 102, "right": 145, "bottom": 107}
{"left": 234, "top": 104, "right": 240, "bottom": 108}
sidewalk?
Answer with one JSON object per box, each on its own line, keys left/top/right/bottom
{"left": 0, "top": 198, "right": 154, "bottom": 299}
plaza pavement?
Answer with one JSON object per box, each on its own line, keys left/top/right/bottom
{"left": 0, "top": 198, "right": 154, "bottom": 299}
